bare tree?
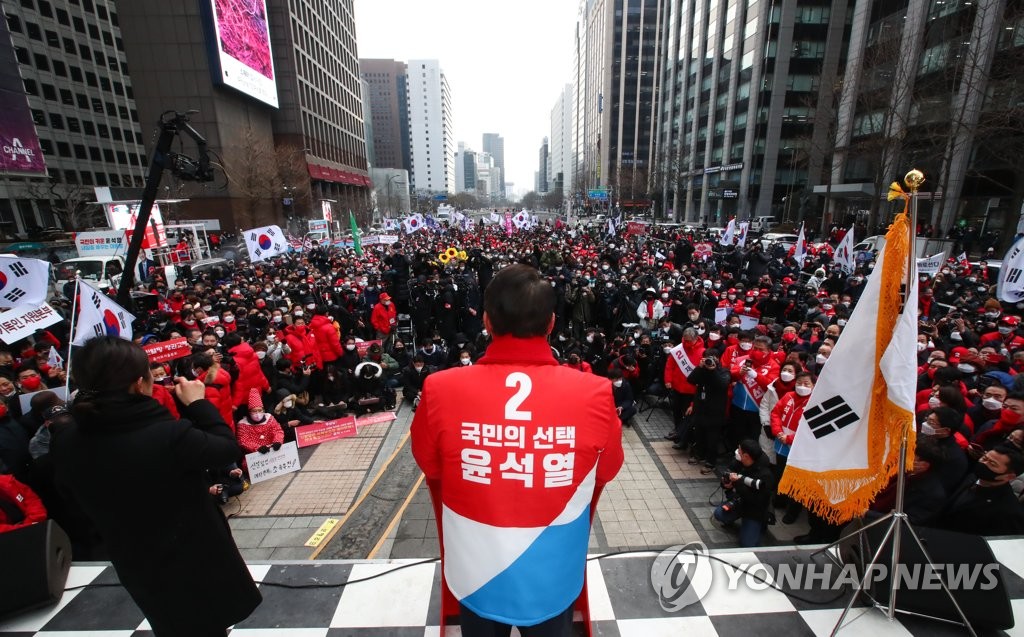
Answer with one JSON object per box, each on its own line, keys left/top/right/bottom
{"left": 23, "top": 176, "right": 100, "bottom": 231}
{"left": 226, "top": 125, "right": 281, "bottom": 229}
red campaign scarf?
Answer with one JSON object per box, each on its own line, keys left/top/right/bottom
{"left": 737, "top": 355, "right": 767, "bottom": 403}
{"left": 646, "top": 299, "right": 657, "bottom": 318}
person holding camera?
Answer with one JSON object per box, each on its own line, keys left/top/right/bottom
{"left": 683, "top": 353, "right": 730, "bottom": 464}
{"left": 713, "top": 439, "right": 776, "bottom": 547}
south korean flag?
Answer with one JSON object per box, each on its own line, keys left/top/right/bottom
{"left": 243, "top": 225, "right": 288, "bottom": 263}
{"left": 72, "top": 279, "right": 135, "bottom": 345}
{"left": 512, "top": 210, "right": 530, "bottom": 230}
{"left": 0, "top": 257, "right": 50, "bottom": 309}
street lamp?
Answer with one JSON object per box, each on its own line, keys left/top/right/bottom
{"left": 782, "top": 146, "right": 797, "bottom": 223}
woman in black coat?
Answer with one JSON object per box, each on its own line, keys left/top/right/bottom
{"left": 52, "top": 336, "right": 260, "bottom": 636}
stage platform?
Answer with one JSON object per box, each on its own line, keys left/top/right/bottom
{"left": 2, "top": 540, "right": 1023, "bottom": 636}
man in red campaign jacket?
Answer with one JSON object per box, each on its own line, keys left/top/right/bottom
{"left": 411, "top": 264, "right": 623, "bottom": 636}
{"left": 309, "top": 310, "right": 344, "bottom": 367}
{"left": 664, "top": 328, "right": 705, "bottom": 444}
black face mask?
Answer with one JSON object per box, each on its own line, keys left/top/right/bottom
{"left": 973, "top": 463, "right": 1003, "bottom": 481}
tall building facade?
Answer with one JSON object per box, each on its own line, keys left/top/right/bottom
{"left": 653, "top": 0, "right": 851, "bottom": 223}
{"left": 359, "top": 58, "right": 410, "bottom": 171}
{"left": 454, "top": 142, "right": 477, "bottom": 193}
{"left": 550, "top": 83, "right": 573, "bottom": 196}
{"left": 1, "top": 0, "right": 147, "bottom": 236}
{"left": 537, "top": 137, "right": 550, "bottom": 193}
{"left": 406, "top": 59, "right": 454, "bottom": 196}
{"left": 822, "top": 0, "right": 1024, "bottom": 237}
{"left": 481, "top": 132, "right": 505, "bottom": 197}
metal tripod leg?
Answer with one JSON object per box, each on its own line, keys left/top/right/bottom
{"left": 830, "top": 514, "right": 899, "bottom": 636}
{"left": 901, "top": 520, "right": 979, "bottom": 637}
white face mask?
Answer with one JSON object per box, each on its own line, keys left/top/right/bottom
{"left": 696, "top": 328, "right": 705, "bottom": 335}
{"left": 414, "top": 365, "right": 424, "bottom": 372}
{"left": 950, "top": 331, "right": 963, "bottom": 341}
{"left": 709, "top": 333, "right": 721, "bottom": 341}
{"left": 739, "top": 342, "right": 753, "bottom": 351}
{"left": 283, "top": 399, "right": 294, "bottom": 409}
{"left": 837, "top": 319, "right": 847, "bottom": 327}
{"left": 816, "top": 354, "right": 828, "bottom": 364}
{"left": 481, "top": 330, "right": 488, "bottom": 337}
{"left": 256, "top": 351, "right": 267, "bottom": 360}
{"left": 982, "top": 397, "right": 1003, "bottom": 411}
{"left": 249, "top": 412, "right": 265, "bottom": 423}
{"left": 272, "top": 316, "right": 283, "bottom": 323}
{"left": 460, "top": 358, "right": 471, "bottom": 365}
{"left": 612, "top": 379, "right": 623, "bottom": 387}
{"left": 346, "top": 344, "right": 356, "bottom": 351}
{"left": 294, "top": 311, "right": 304, "bottom": 317}
{"left": 663, "top": 346, "right": 672, "bottom": 353}
{"left": 795, "top": 385, "right": 812, "bottom": 397}
{"left": 586, "top": 335, "right": 594, "bottom": 343}
{"left": 928, "top": 396, "right": 941, "bottom": 409}
{"left": 734, "top": 449, "right": 742, "bottom": 461}
{"left": 917, "top": 342, "right": 928, "bottom": 352}
{"left": 957, "top": 364, "right": 976, "bottom": 374}
{"left": 779, "top": 371, "right": 795, "bottom": 382}
{"left": 920, "top": 422, "right": 937, "bottom": 436}
{"left": 267, "top": 334, "right": 276, "bottom": 343}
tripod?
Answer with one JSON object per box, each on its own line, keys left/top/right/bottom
{"left": 812, "top": 431, "right": 978, "bottom": 637}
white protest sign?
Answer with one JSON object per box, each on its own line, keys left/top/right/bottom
{"left": 916, "top": 252, "right": 945, "bottom": 278}
{"left": 737, "top": 314, "right": 760, "bottom": 330}
{"left": 245, "top": 441, "right": 302, "bottom": 484}
{"left": 714, "top": 307, "right": 731, "bottom": 325}
{"left": 0, "top": 303, "right": 63, "bottom": 344}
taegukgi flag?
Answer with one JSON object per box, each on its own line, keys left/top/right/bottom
{"left": 792, "top": 223, "right": 808, "bottom": 267}
{"left": 73, "top": 279, "right": 135, "bottom": 345}
{"left": 0, "top": 256, "right": 50, "bottom": 308}
{"left": 403, "top": 213, "right": 425, "bottom": 234}
{"left": 997, "top": 236, "right": 1024, "bottom": 303}
{"left": 243, "top": 225, "right": 287, "bottom": 263}
{"left": 778, "top": 210, "right": 917, "bottom": 523}
{"left": 736, "top": 222, "right": 749, "bottom": 248}
{"left": 719, "top": 218, "right": 736, "bottom": 246}
{"left": 833, "top": 227, "right": 856, "bottom": 274}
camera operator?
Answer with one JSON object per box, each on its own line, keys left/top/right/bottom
{"left": 683, "top": 354, "right": 730, "bottom": 465}
{"left": 712, "top": 439, "right": 776, "bottom": 547}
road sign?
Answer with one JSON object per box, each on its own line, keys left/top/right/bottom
{"left": 433, "top": 194, "right": 448, "bottom": 201}
{"left": 588, "top": 189, "right": 608, "bottom": 200}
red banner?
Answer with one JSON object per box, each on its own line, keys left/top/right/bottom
{"left": 143, "top": 337, "right": 192, "bottom": 363}
{"left": 625, "top": 222, "right": 648, "bottom": 236}
{"left": 294, "top": 416, "right": 358, "bottom": 448}
{"left": 355, "top": 412, "right": 397, "bottom": 428}
{"left": 355, "top": 339, "right": 381, "bottom": 358}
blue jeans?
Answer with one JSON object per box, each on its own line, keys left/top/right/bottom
{"left": 713, "top": 504, "right": 765, "bottom": 547}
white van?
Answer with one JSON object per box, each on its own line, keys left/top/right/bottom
{"left": 749, "top": 216, "right": 775, "bottom": 234}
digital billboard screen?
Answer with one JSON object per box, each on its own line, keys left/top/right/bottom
{"left": 0, "top": 6, "right": 47, "bottom": 176}
{"left": 206, "top": 0, "right": 279, "bottom": 108}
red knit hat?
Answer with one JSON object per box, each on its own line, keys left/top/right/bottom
{"left": 247, "top": 389, "right": 262, "bottom": 412}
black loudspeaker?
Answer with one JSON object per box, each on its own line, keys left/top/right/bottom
{"left": 839, "top": 519, "right": 1013, "bottom": 630}
{"left": 0, "top": 521, "right": 72, "bottom": 617}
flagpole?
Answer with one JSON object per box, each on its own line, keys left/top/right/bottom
{"left": 64, "top": 276, "right": 81, "bottom": 397}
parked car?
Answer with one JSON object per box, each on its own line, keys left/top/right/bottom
{"left": 758, "top": 233, "right": 800, "bottom": 251}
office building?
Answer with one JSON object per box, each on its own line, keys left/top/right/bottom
{"left": 537, "top": 137, "right": 549, "bottom": 193}
{"left": 360, "top": 58, "right": 410, "bottom": 171}
{"left": 550, "top": 83, "right": 573, "bottom": 196}
{"left": 0, "top": 0, "right": 147, "bottom": 237}
{"left": 406, "top": 59, "right": 454, "bottom": 196}
{"left": 454, "top": 142, "right": 477, "bottom": 193}
{"left": 481, "top": 132, "right": 505, "bottom": 197}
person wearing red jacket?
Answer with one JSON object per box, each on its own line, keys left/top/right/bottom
{"left": 225, "top": 334, "right": 270, "bottom": 408}
{"left": 309, "top": 311, "right": 343, "bottom": 367}
{"left": 729, "top": 334, "right": 780, "bottom": 449}
{"left": 720, "top": 331, "right": 754, "bottom": 370}
{"left": 192, "top": 353, "right": 235, "bottom": 432}
{"left": 411, "top": 265, "right": 623, "bottom": 634}
{"left": 370, "top": 292, "right": 398, "bottom": 343}
{"left": 150, "top": 362, "right": 180, "bottom": 419}
{"left": 770, "top": 371, "right": 814, "bottom": 523}
{"left": 283, "top": 317, "right": 323, "bottom": 370}
{"left": 0, "top": 473, "right": 47, "bottom": 533}
{"left": 235, "top": 389, "right": 284, "bottom": 471}
{"left": 664, "top": 327, "right": 705, "bottom": 444}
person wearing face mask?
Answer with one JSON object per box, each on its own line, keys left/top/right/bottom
{"left": 685, "top": 353, "right": 731, "bottom": 463}
{"left": 636, "top": 287, "right": 665, "bottom": 332}
{"left": 720, "top": 331, "right": 754, "bottom": 370}
{"left": 234, "top": 389, "right": 284, "bottom": 468}
{"left": 221, "top": 333, "right": 270, "bottom": 410}
{"left": 663, "top": 328, "right": 706, "bottom": 446}
{"left": 713, "top": 439, "right": 776, "bottom": 547}
{"left": 919, "top": 407, "right": 971, "bottom": 494}
{"left": 283, "top": 316, "right": 323, "bottom": 372}
{"left": 728, "top": 335, "right": 780, "bottom": 450}
{"left": 51, "top": 337, "right": 262, "bottom": 635}
{"left": 271, "top": 388, "right": 315, "bottom": 441}
{"left": 190, "top": 352, "right": 236, "bottom": 431}
{"left": 417, "top": 336, "right": 448, "bottom": 370}
{"left": 370, "top": 292, "right": 399, "bottom": 344}
{"left": 865, "top": 436, "right": 948, "bottom": 528}
{"left": 17, "top": 368, "right": 48, "bottom": 393}
{"left": 758, "top": 362, "right": 799, "bottom": 464}
{"left": 608, "top": 368, "right": 636, "bottom": 427}
{"left": 934, "top": 445, "right": 1024, "bottom": 536}
{"left": 973, "top": 392, "right": 1024, "bottom": 451}
{"left": 966, "top": 380, "right": 1008, "bottom": 434}
{"left": 401, "top": 355, "right": 432, "bottom": 410}
{"left": 770, "top": 372, "right": 815, "bottom": 524}
{"left": 308, "top": 308, "right": 344, "bottom": 370}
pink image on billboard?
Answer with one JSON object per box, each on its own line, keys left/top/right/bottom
{"left": 213, "top": 0, "right": 274, "bottom": 80}
{"left": 0, "top": 11, "right": 47, "bottom": 177}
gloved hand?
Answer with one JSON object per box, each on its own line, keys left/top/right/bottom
{"left": 258, "top": 445, "right": 270, "bottom": 454}
{"left": 272, "top": 442, "right": 282, "bottom": 451}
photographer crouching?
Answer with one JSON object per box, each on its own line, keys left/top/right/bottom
{"left": 712, "top": 439, "right": 776, "bottom": 547}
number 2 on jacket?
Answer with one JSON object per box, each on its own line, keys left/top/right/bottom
{"left": 505, "top": 372, "right": 532, "bottom": 421}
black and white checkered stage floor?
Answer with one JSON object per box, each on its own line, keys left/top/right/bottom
{"left": 2, "top": 540, "right": 1023, "bottom": 636}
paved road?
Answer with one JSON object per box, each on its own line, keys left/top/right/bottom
{"left": 226, "top": 391, "right": 810, "bottom": 560}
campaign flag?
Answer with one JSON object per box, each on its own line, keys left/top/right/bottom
{"left": 383, "top": 218, "right": 398, "bottom": 232}
{"left": 998, "top": 237, "right": 1024, "bottom": 303}
{"left": 916, "top": 252, "right": 945, "bottom": 278}
{"left": 73, "top": 280, "right": 134, "bottom": 345}
{"left": 489, "top": 212, "right": 501, "bottom": 224}
{"left": 736, "top": 222, "right": 749, "bottom": 248}
{"left": 243, "top": 225, "right": 287, "bottom": 263}
{"left": 504, "top": 213, "right": 513, "bottom": 236}
{"left": 778, "top": 211, "right": 917, "bottom": 523}
{"left": 792, "top": 223, "right": 808, "bottom": 267}
{"left": 956, "top": 251, "right": 969, "bottom": 268}
{"left": 47, "top": 346, "right": 64, "bottom": 370}
{"left": 719, "top": 218, "right": 736, "bottom": 246}
{"left": 463, "top": 216, "right": 474, "bottom": 231}
{"left": 403, "top": 213, "right": 425, "bottom": 234}
{"left": 834, "top": 227, "right": 856, "bottom": 274}
{"left": 349, "top": 211, "right": 363, "bottom": 257}
{"left": 0, "top": 257, "right": 50, "bottom": 308}
{"left": 425, "top": 215, "right": 439, "bottom": 229}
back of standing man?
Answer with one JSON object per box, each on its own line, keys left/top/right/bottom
{"left": 411, "top": 264, "right": 624, "bottom": 636}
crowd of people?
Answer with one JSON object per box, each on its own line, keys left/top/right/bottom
{"left": 1, "top": 213, "right": 1023, "bottom": 553}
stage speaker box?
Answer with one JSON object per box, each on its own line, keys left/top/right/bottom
{"left": 0, "top": 520, "right": 72, "bottom": 618}
{"left": 839, "top": 519, "right": 1013, "bottom": 630}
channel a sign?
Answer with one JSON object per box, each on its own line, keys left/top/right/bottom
{"left": 201, "top": 0, "right": 279, "bottom": 108}
{"left": 0, "top": 15, "right": 46, "bottom": 176}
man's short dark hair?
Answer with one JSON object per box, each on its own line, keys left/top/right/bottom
{"left": 992, "top": 445, "right": 1024, "bottom": 476}
{"left": 739, "top": 438, "right": 762, "bottom": 460}
{"left": 484, "top": 264, "right": 555, "bottom": 338}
